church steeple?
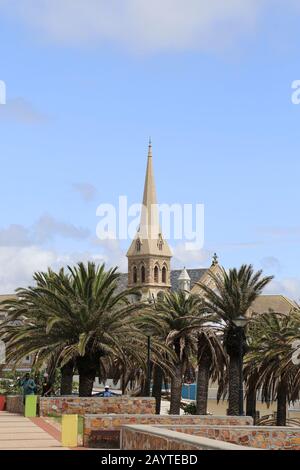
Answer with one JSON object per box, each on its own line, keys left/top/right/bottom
{"left": 139, "top": 137, "right": 159, "bottom": 242}
{"left": 127, "top": 141, "right": 172, "bottom": 299}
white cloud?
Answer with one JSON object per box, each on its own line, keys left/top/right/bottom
{"left": 0, "top": 246, "right": 59, "bottom": 293}
{"left": 0, "top": 241, "right": 128, "bottom": 294}
{"left": 260, "top": 256, "right": 281, "bottom": 273}
{"left": 0, "top": 216, "right": 90, "bottom": 246}
{"left": 258, "top": 226, "right": 300, "bottom": 238}
{"left": 0, "top": 0, "right": 267, "bottom": 53}
{"left": 265, "top": 277, "right": 300, "bottom": 302}
{"left": 0, "top": 98, "right": 48, "bottom": 124}
{"left": 171, "top": 243, "right": 211, "bottom": 269}
{"left": 0, "top": 224, "right": 31, "bottom": 247}
{"left": 0, "top": 215, "right": 129, "bottom": 292}
{"left": 34, "top": 214, "right": 90, "bottom": 243}
{"left": 0, "top": 246, "right": 109, "bottom": 294}
{"left": 72, "top": 182, "right": 97, "bottom": 202}
{"left": 92, "top": 238, "right": 127, "bottom": 272}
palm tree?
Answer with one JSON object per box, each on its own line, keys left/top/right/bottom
{"left": 0, "top": 262, "right": 147, "bottom": 396}
{"left": 196, "top": 328, "right": 227, "bottom": 415}
{"left": 139, "top": 291, "right": 211, "bottom": 415}
{"left": 198, "top": 264, "right": 273, "bottom": 415}
{"left": 0, "top": 268, "right": 77, "bottom": 394}
{"left": 245, "top": 311, "right": 300, "bottom": 426}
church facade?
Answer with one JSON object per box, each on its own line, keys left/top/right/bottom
{"left": 125, "top": 140, "right": 226, "bottom": 300}
{"left": 123, "top": 141, "right": 296, "bottom": 316}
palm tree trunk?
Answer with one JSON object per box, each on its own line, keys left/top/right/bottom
{"left": 121, "top": 366, "right": 127, "bottom": 395}
{"left": 228, "top": 354, "right": 240, "bottom": 416}
{"left": 196, "top": 352, "right": 210, "bottom": 415}
{"left": 77, "top": 356, "right": 98, "bottom": 397}
{"left": 246, "top": 376, "right": 257, "bottom": 422}
{"left": 277, "top": 380, "right": 287, "bottom": 426}
{"left": 121, "top": 376, "right": 126, "bottom": 395}
{"left": 60, "top": 361, "right": 74, "bottom": 395}
{"left": 152, "top": 364, "right": 163, "bottom": 415}
{"left": 170, "top": 364, "right": 183, "bottom": 415}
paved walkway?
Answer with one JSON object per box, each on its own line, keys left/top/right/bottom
{"left": 0, "top": 412, "right": 68, "bottom": 450}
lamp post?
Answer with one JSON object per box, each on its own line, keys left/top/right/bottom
{"left": 144, "top": 294, "right": 155, "bottom": 397}
{"left": 233, "top": 315, "right": 249, "bottom": 416}
{"left": 145, "top": 334, "right": 151, "bottom": 397}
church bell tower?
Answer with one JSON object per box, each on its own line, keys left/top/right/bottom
{"left": 126, "top": 140, "right": 172, "bottom": 300}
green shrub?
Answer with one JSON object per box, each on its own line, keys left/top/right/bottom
{"left": 183, "top": 402, "right": 197, "bottom": 415}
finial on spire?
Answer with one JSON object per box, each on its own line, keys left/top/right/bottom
{"left": 148, "top": 137, "right": 152, "bottom": 157}
{"left": 211, "top": 253, "right": 219, "bottom": 266}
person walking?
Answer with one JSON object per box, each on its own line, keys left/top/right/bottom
{"left": 19, "top": 373, "right": 36, "bottom": 401}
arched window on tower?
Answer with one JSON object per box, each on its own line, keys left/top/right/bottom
{"left": 141, "top": 265, "right": 146, "bottom": 283}
{"left": 154, "top": 265, "right": 159, "bottom": 283}
{"left": 162, "top": 266, "right": 167, "bottom": 284}
{"left": 133, "top": 266, "right": 137, "bottom": 284}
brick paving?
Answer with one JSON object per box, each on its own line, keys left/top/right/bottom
{"left": 0, "top": 412, "right": 68, "bottom": 450}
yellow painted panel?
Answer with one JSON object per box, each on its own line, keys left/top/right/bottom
{"left": 61, "top": 414, "right": 78, "bottom": 447}
{"left": 25, "top": 395, "right": 37, "bottom": 417}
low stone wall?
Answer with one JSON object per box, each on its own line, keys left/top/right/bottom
{"left": 121, "top": 425, "right": 256, "bottom": 451}
{"left": 83, "top": 414, "right": 253, "bottom": 448}
{"left": 163, "top": 425, "right": 300, "bottom": 450}
{"left": 6, "top": 395, "right": 24, "bottom": 414}
{"left": 39, "top": 396, "right": 155, "bottom": 417}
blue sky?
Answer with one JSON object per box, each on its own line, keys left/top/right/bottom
{"left": 0, "top": 0, "right": 300, "bottom": 298}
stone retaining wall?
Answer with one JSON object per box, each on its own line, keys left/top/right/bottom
{"left": 121, "top": 425, "right": 256, "bottom": 451}
{"left": 83, "top": 414, "right": 253, "bottom": 448}
{"left": 39, "top": 396, "right": 155, "bottom": 417}
{"left": 6, "top": 395, "right": 24, "bottom": 414}
{"left": 163, "top": 425, "right": 300, "bottom": 450}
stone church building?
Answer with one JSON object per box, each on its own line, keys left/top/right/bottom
{"left": 119, "top": 141, "right": 296, "bottom": 315}
{"left": 117, "top": 140, "right": 224, "bottom": 300}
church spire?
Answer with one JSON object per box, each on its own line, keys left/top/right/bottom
{"left": 140, "top": 138, "right": 159, "bottom": 241}
{"left": 126, "top": 141, "right": 172, "bottom": 298}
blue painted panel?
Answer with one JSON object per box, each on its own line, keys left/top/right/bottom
{"left": 182, "top": 383, "right": 196, "bottom": 400}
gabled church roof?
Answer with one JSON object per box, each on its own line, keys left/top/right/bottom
{"left": 248, "top": 294, "right": 297, "bottom": 316}
{"left": 170, "top": 269, "right": 207, "bottom": 291}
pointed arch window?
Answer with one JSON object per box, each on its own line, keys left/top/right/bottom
{"left": 154, "top": 265, "right": 159, "bottom": 283}
{"left": 133, "top": 266, "right": 137, "bottom": 284}
{"left": 136, "top": 238, "right": 142, "bottom": 252}
{"left": 162, "top": 266, "right": 167, "bottom": 284}
{"left": 141, "top": 265, "right": 146, "bottom": 283}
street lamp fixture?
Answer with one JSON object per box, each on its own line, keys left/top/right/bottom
{"left": 233, "top": 315, "right": 249, "bottom": 328}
